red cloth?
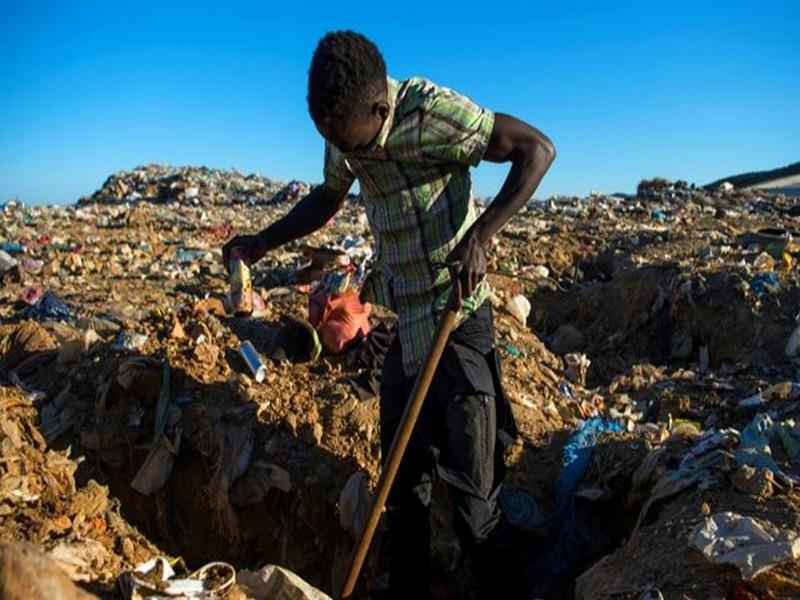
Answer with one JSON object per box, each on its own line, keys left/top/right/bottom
{"left": 309, "top": 291, "right": 372, "bottom": 354}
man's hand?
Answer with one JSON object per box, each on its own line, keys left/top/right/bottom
{"left": 220, "top": 184, "right": 349, "bottom": 273}
{"left": 445, "top": 231, "right": 487, "bottom": 309}
{"left": 222, "top": 234, "right": 266, "bottom": 272}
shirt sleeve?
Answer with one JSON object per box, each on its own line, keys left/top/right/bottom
{"left": 418, "top": 83, "right": 495, "bottom": 167}
{"left": 322, "top": 142, "right": 355, "bottom": 194}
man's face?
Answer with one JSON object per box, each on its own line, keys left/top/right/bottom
{"left": 315, "top": 100, "right": 390, "bottom": 153}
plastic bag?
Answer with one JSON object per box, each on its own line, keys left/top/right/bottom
{"left": 309, "top": 291, "right": 371, "bottom": 354}
{"left": 531, "top": 418, "right": 623, "bottom": 578}
{"left": 690, "top": 512, "right": 800, "bottom": 579}
{"left": 339, "top": 471, "right": 370, "bottom": 540}
{"left": 236, "top": 565, "right": 331, "bottom": 600}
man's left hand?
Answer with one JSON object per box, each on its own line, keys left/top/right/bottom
{"left": 444, "top": 231, "right": 487, "bottom": 309}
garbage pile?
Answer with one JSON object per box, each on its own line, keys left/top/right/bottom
{"left": 636, "top": 177, "right": 735, "bottom": 205}
{"left": 570, "top": 412, "right": 800, "bottom": 599}
{"left": 77, "top": 165, "right": 312, "bottom": 207}
{"left": 0, "top": 385, "right": 160, "bottom": 591}
{"left": 2, "top": 165, "right": 800, "bottom": 598}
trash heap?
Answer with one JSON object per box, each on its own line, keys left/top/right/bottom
{"left": 0, "top": 385, "right": 160, "bottom": 592}
{"left": 77, "top": 164, "right": 313, "bottom": 207}
{"left": 2, "top": 166, "right": 800, "bottom": 598}
{"left": 507, "top": 179, "right": 800, "bottom": 598}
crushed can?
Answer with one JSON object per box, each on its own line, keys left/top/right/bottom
{"left": 229, "top": 247, "right": 253, "bottom": 316}
{"left": 239, "top": 340, "right": 267, "bottom": 382}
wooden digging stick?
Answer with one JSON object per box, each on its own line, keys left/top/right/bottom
{"left": 338, "top": 305, "right": 459, "bottom": 599}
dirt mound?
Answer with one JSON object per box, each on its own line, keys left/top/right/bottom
{"left": 532, "top": 264, "right": 799, "bottom": 385}
{"left": 0, "top": 385, "right": 159, "bottom": 594}
{"left": 2, "top": 170, "right": 800, "bottom": 598}
{"left": 0, "top": 542, "right": 97, "bottom": 600}
{"left": 576, "top": 467, "right": 800, "bottom": 599}
{"left": 77, "top": 164, "right": 309, "bottom": 208}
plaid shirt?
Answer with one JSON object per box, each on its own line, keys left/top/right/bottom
{"left": 323, "top": 77, "right": 494, "bottom": 376}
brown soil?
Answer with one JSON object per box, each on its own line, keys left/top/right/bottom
{"left": 2, "top": 174, "right": 800, "bottom": 598}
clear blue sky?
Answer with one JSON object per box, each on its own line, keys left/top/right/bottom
{"left": 1, "top": 1, "right": 798, "bottom": 205}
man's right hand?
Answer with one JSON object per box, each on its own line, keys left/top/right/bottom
{"left": 222, "top": 233, "right": 267, "bottom": 272}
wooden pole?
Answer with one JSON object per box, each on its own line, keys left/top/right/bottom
{"left": 338, "top": 307, "right": 459, "bottom": 599}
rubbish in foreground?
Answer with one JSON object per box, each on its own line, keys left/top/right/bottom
{"left": 240, "top": 339, "right": 267, "bottom": 382}
{"left": 689, "top": 511, "right": 800, "bottom": 579}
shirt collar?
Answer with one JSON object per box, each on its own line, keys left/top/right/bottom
{"left": 375, "top": 76, "right": 398, "bottom": 150}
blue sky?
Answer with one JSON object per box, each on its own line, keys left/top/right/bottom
{"left": 1, "top": 1, "right": 798, "bottom": 204}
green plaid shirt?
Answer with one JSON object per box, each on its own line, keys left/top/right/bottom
{"left": 323, "top": 77, "right": 494, "bottom": 376}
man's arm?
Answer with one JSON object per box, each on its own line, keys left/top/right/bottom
{"left": 446, "top": 113, "right": 555, "bottom": 305}
{"left": 222, "top": 183, "right": 348, "bottom": 268}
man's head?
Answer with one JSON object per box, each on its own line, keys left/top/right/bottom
{"left": 308, "top": 31, "right": 389, "bottom": 152}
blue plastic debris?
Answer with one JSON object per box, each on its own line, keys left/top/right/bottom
{"left": 22, "top": 290, "right": 72, "bottom": 321}
{"left": 751, "top": 273, "right": 779, "bottom": 298}
{"left": 499, "top": 341, "right": 522, "bottom": 358}
{"left": 735, "top": 413, "right": 793, "bottom": 487}
{"left": 559, "top": 418, "right": 625, "bottom": 502}
{"left": 530, "top": 418, "right": 624, "bottom": 579}
{"left": 499, "top": 487, "right": 543, "bottom": 532}
{"left": 175, "top": 248, "right": 205, "bottom": 263}
{"left": 0, "top": 242, "right": 25, "bottom": 254}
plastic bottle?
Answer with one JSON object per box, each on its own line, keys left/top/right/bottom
{"left": 229, "top": 247, "right": 253, "bottom": 316}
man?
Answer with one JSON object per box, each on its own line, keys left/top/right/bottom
{"left": 223, "top": 31, "right": 555, "bottom": 599}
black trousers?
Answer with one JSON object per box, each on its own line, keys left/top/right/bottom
{"left": 380, "top": 304, "right": 523, "bottom": 599}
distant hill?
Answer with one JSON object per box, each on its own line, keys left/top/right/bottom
{"left": 705, "top": 161, "right": 800, "bottom": 196}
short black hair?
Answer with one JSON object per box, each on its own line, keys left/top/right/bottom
{"left": 307, "top": 31, "right": 387, "bottom": 124}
